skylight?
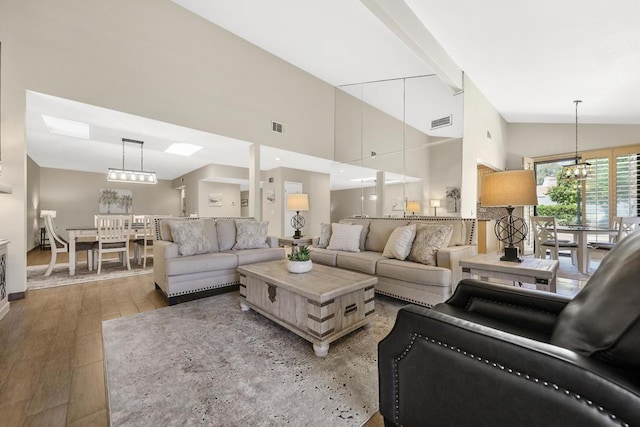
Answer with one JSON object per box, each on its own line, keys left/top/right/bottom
{"left": 164, "top": 142, "right": 203, "bottom": 157}
{"left": 42, "top": 115, "right": 90, "bottom": 139}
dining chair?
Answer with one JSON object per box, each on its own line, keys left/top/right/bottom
{"left": 133, "top": 215, "right": 166, "bottom": 268}
{"left": 530, "top": 216, "right": 578, "bottom": 263}
{"left": 43, "top": 214, "right": 95, "bottom": 276}
{"left": 94, "top": 215, "right": 132, "bottom": 274}
{"left": 587, "top": 216, "right": 640, "bottom": 271}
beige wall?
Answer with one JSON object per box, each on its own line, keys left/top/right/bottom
{"left": 461, "top": 75, "right": 508, "bottom": 217}
{"left": 198, "top": 182, "right": 242, "bottom": 217}
{"left": 26, "top": 156, "right": 40, "bottom": 251}
{"left": 506, "top": 123, "right": 640, "bottom": 169}
{"left": 0, "top": 0, "right": 336, "bottom": 295}
{"left": 262, "top": 167, "right": 330, "bottom": 237}
{"left": 38, "top": 168, "right": 180, "bottom": 240}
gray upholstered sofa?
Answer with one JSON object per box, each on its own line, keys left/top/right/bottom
{"left": 310, "top": 217, "right": 477, "bottom": 307}
{"left": 153, "top": 217, "right": 285, "bottom": 304}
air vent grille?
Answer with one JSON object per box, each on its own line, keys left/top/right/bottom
{"left": 431, "top": 115, "right": 452, "bottom": 130}
{"left": 272, "top": 121, "right": 287, "bottom": 135}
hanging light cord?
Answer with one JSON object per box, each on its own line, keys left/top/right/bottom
{"left": 574, "top": 99, "right": 582, "bottom": 162}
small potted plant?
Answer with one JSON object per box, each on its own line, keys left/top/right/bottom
{"left": 287, "top": 245, "right": 312, "bottom": 273}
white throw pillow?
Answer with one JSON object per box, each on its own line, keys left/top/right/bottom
{"left": 382, "top": 224, "right": 417, "bottom": 260}
{"left": 407, "top": 224, "right": 454, "bottom": 266}
{"left": 327, "top": 223, "right": 362, "bottom": 252}
{"left": 233, "top": 220, "right": 269, "bottom": 249}
{"left": 167, "top": 220, "right": 212, "bottom": 256}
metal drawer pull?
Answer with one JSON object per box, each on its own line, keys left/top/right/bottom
{"left": 267, "top": 283, "right": 277, "bottom": 303}
{"left": 344, "top": 303, "right": 357, "bottom": 316}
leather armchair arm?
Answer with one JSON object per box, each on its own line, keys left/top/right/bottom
{"left": 379, "top": 306, "right": 640, "bottom": 427}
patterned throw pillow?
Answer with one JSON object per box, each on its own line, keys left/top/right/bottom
{"left": 167, "top": 219, "right": 212, "bottom": 256}
{"left": 233, "top": 220, "right": 269, "bottom": 250}
{"left": 317, "top": 223, "right": 332, "bottom": 249}
{"left": 407, "top": 224, "right": 454, "bottom": 266}
{"left": 327, "top": 223, "right": 362, "bottom": 252}
{"left": 382, "top": 224, "right": 417, "bottom": 260}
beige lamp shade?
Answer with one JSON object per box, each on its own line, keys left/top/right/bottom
{"left": 430, "top": 199, "right": 441, "bottom": 208}
{"left": 40, "top": 209, "right": 57, "bottom": 218}
{"left": 287, "top": 193, "right": 309, "bottom": 211}
{"left": 406, "top": 201, "right": 421, "bottom": 213}
{"left": 481, "top": 170, "right": 538, "bottom": 207}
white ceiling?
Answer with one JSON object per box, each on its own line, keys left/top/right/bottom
{"left": 28, "top": 0, "right": 640, "bottom": 193}
{"left": 176, "top": 0, "right": 640, "bottom": 124}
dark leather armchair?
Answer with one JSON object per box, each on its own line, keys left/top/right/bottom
{"left": 379, "top": 228, "right": 640, "bottom": 426}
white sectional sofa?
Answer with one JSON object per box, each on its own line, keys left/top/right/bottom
{"left": 310, "top": 217, "right": 477, "bottom": 307}
{"left": 153, "top": 217, "right": 285, "bottom": 305}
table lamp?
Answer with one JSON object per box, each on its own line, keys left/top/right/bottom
{"left": 287, "top": 193, "right": 309, "bottom": 239}
{"left": 430, "top": 199, "right": 441, "bottom": 216}
{"left": 406, "top": 201, "right": 421, "bottom": 216}
{"left": 481, "top": 170, "right": 537, "bottom": 262}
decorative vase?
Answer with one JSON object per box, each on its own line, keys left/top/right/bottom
{"left": 287, "top": 259, "right": 312, "bottom": 274}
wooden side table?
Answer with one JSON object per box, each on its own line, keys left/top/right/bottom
{"left": 460, "top": 254, "right": 559, "bottom": 293}
{"left": 277, "top": 236, "right": 315, "bottom": 248}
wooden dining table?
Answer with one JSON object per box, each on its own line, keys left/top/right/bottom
{"left": 67, "top": 224, "right": 145, "bottom": 276}
{"left": 556, "top": 226, "right": 618, "bottom": 274}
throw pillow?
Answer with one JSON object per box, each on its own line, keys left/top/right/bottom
{"left": 327, "top": 223, "right": 363, "bottom": 252}
{"left": 339, "top": 219, "right": 370, "bottom": 251}
{"left": 407, "top": 224, "right": 454, "bottom": 266}
{"left": 167, "top": 219, "right": 211, "bottom": 256}
{"left": 216, "top": 219, "right": 237, "bottom": 251}
{"left": 317, "top": 223, "right": 332, "bottom": 249}
{"left": 382, "top": 224, "right": 417, "bottom": 260}
{"left": 233, "top": 220, "right": 269, "bottom": 249}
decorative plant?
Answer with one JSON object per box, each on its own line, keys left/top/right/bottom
{"left": 288, "top": 246, "right": 310, "bottom": 262}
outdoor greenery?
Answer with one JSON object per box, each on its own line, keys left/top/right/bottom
{"left": 288, "top": 246, "right": 310, "bottom": 262}
{"left": 537, "top": 170, "right": 579, "bottom": 225}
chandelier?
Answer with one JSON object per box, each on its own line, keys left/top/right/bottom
{"left": 107, "top": 138, "right": 157, "bottom": 184}
{"left": 561, "top": 100, "right": 590, "bottom": 180}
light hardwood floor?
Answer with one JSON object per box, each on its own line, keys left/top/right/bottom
{"left": 2, "top": 249, "right": 384, "bottom": 426}
{"left": 0, "top": 249, "right": 167, "bottom": 427}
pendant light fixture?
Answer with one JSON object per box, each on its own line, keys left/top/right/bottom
{"left": 561, "top": 100, "right": 590, "bottom": 180}
{"left": 107, "top": 138, "right": 157, "bottom": 184}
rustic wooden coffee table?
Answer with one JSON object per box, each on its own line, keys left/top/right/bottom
{"left": 237, "top": 260, "right": 377, "bottom": 357}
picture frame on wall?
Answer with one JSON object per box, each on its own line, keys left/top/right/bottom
{"left": 99, "top": 188, "right": 133, "bottom": 214}
{"left": 266, "top": 190, "right": 275, "bottom": 204}
{"left": 446, "top": 187, "right": 461, "bottom": 213}
{"left": 241, "top": 199, "right": 248, "bottom": 207}
{"left": 208, "top": 193, "right": 223, "bottom": 207}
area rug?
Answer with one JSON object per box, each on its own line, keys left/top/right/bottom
{"left": 102, "top": 292, "right": 405, "bottom": 426}
{"left": 27, "top": 257, "right": 153, "bottom": 290}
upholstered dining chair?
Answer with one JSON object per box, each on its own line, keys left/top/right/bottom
{"left": 530, "top": 216, "right": 578, "bottom": 263}
{"left": 43, "top": 214, "right": 94, "bottom": 276}
{"left": 587, "top": 216, "right": 640, "bottom": 272}
{"left": 94, "top": 215, "right": 132, "bottom": 274}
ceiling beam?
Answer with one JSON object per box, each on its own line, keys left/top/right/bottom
{"left": 361, "top": 0, "right": 463, "bottom": 92}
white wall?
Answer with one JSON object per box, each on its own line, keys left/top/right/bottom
{"left": 0, "top": 0, "right": 336, "bottom": 296}
{"left": 461, "top": 75, "right": 508, "bottom": 217}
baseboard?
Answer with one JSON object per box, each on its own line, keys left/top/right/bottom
{"left": 8, "top": 291, "right": 26, "bottom": 301}
{"left": 154, "top": 283, "right": 239, "bottom": 306}
{"left": 0, "top": 300, "right": 10, "bottom": 322}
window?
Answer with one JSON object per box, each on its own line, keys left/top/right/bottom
{"left": 615, "top": 151, "right": 639, "bottom": 217}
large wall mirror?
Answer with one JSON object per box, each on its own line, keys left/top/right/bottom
{"left": 332, "top": 74, "right": 463, "bottom": 220}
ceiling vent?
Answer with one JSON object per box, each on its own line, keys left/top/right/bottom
{"left": 272, "top": 121, "right": 287, "bottom": 135}
{"left": 431, "top": 115, "right": 452, "bottom": 130}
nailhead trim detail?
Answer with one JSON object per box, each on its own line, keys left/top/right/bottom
{"left": 391, "top": 333, "right": 628, "bottom": 426}
{"left": 374, "top": 289, "right": 434, "bottom": 308}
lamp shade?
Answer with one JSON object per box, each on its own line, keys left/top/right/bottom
{"left": 287, "top": 193, "right": 309, "bottom": 211}
{"left": 406, "top": 201, "right": 421, "bottom": 213}
{"left": 40, "top": 209, "right": 57, "bottom": 218}
{"left": 481, "top": 170, "right": 538, "bottom": 207}
{"left": 430, "top": 199, "right": 441, "bottom": 208}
